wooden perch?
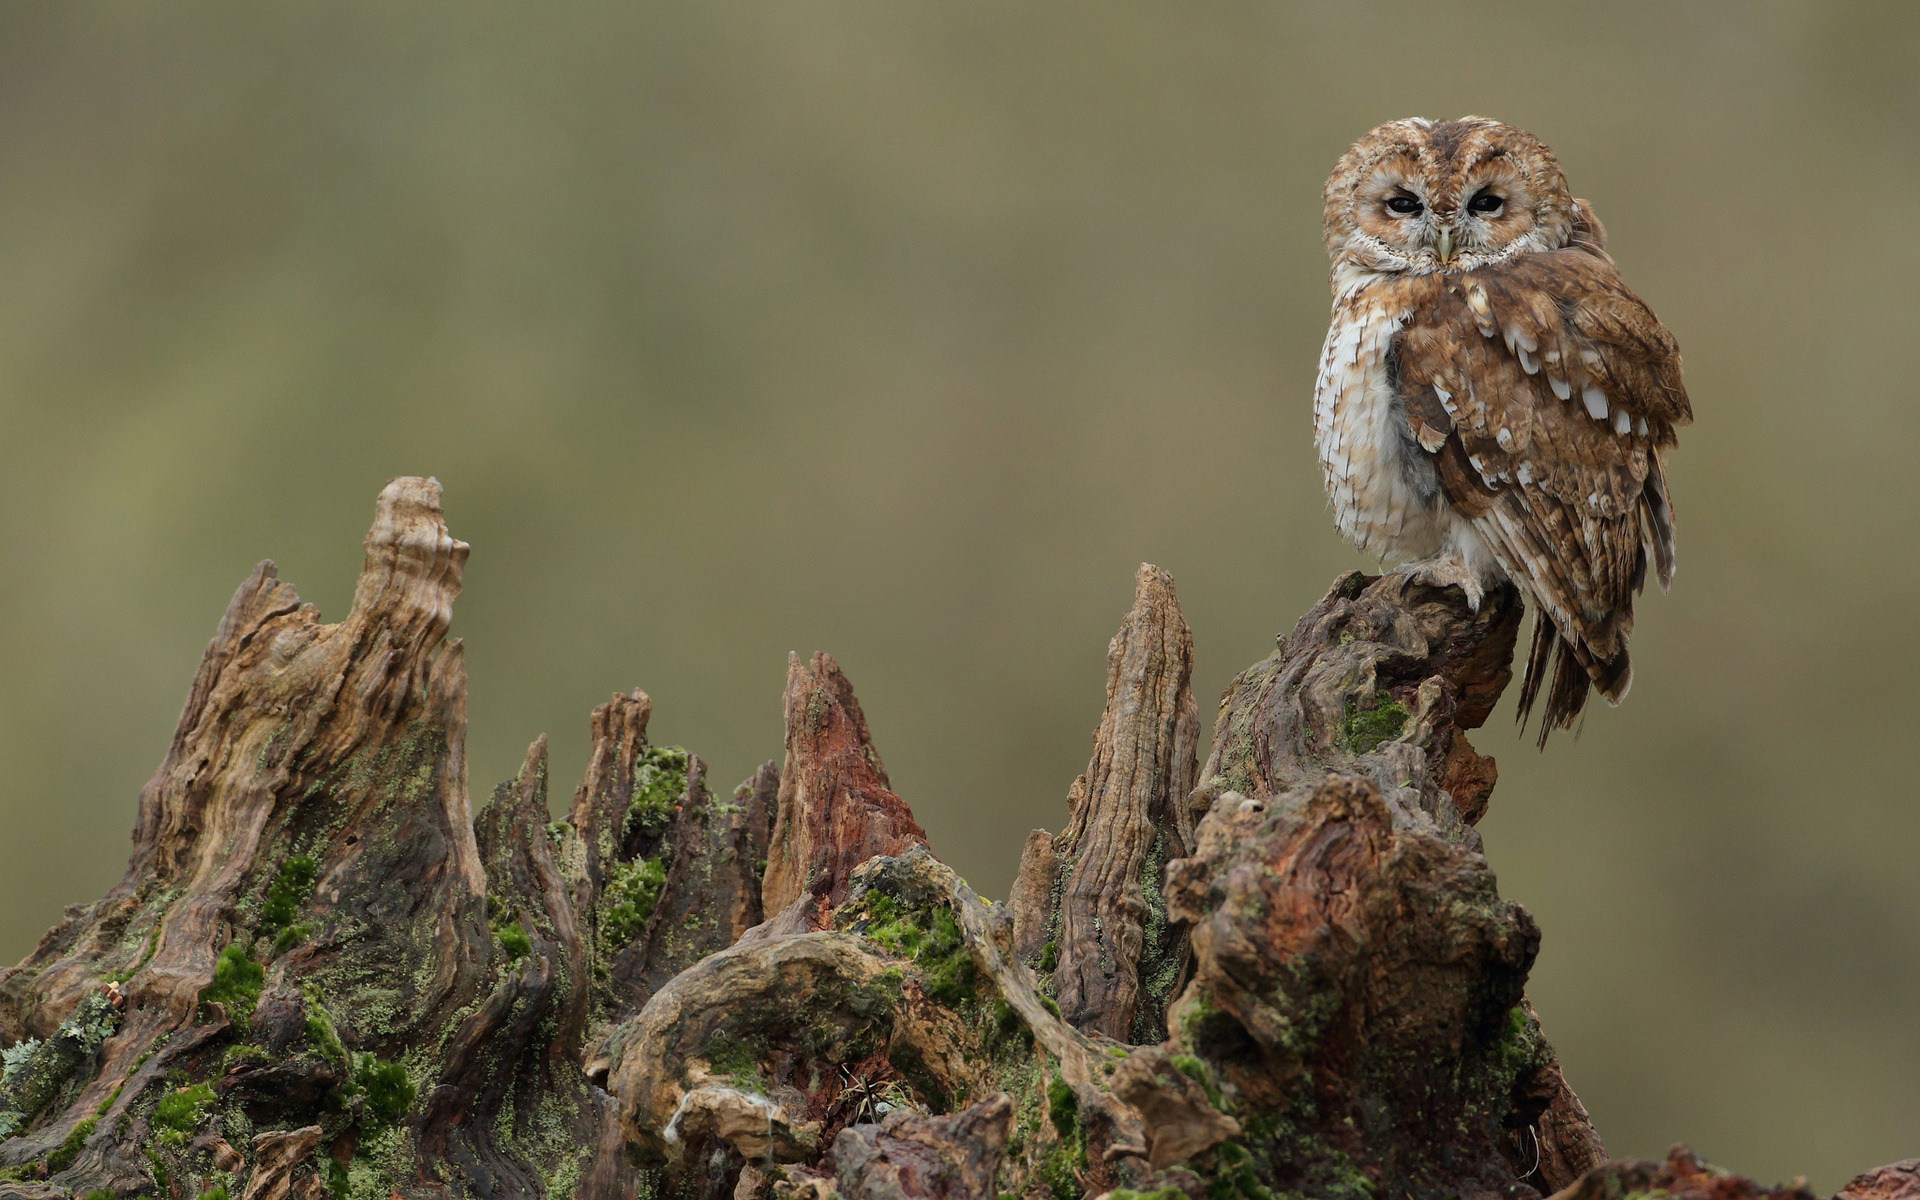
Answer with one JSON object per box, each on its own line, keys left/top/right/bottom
{"left": 0, "top": 479, "right": 1910, "bottom": 1200}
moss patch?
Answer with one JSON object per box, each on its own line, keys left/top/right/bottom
{"left": 1045, "top": 1075, "right": 1077, "bottom": 1140}
{"left": 152, "top": 1082, "right": 216, "bottom": 1141}
{"left": 854, "top": 892, "right": 976, "bottom": 1007}
{"left": 1341, "top": 691, "right": 1409, "bottom": 754}
{"left": 488, "top": 897, "right": 533, "bottom": 963}
{"left": 260, "top": 855, "right": 318, "bottom": 933}
{"left": 46, "top": 1114, "right": 97, "bottom": 1172}
{"left": 603, "top": 857, "right": 666, "bottom": 947}
{"left": 200, "top": 944, "right": 265, "bottom": 1019}
{"left": 354, "top": 1056, "right": 417, "bottom": 1127}
{"left": 623, "top": 746, "right": 689, "bottom": 845}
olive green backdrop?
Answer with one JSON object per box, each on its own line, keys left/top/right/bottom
{"left": 1, "top": 1, "right": 1914, "bottom": 1187}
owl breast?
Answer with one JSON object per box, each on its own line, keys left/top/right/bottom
{"left": 1313, "top": 283, "right": 1499, "bottom": 576}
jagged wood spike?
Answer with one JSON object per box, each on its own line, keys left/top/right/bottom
{"left": 1048, "top": 563, "right": 1200, "bottom": 1044}
{"left": 761, "top": 652, "right": 927, "bottom": 926}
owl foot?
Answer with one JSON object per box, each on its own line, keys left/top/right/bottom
{"left": 1391, "top": 554, "right": 1486, "bottom": 612}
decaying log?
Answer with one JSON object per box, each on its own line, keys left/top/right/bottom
{"left": 2, "top": 479, "right": 1908, "bottom": 1200}
{"left": 1020, "top": 564, "right": 1201, "bottom": 1046}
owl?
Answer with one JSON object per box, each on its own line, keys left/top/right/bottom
{"left": 1313, "top": 117, "right": 1690, "bottom": 743}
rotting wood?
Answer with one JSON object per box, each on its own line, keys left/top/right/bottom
{"left": 1027, "top": 564, "right": 1201, "bottom": 1046}
{"left": 761, "top": 652, "right": 928, "bottom": 927}
{"left": 1, "top": 479, "right": 1909, "bottom": 1200}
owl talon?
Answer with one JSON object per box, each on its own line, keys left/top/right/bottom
{"left": 1392, "top": 556, "right": 1485, "bottom": 612}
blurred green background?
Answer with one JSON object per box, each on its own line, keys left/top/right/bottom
{"left": 1, "top": 0, "right": 1915, "bottom": 1186}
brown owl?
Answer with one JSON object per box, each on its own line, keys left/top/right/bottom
{"left": 1314, "top": 116, "right": 1690, "bottom": 743}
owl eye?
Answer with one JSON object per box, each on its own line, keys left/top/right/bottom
{"left": 1468, "top": 191, "right": 1504, "bottom": 214}
{"left": 1385, "top": 195, "right": 1423, "bottom": 216}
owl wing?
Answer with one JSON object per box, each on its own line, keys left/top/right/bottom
{"left": 1393, "top": 247, "right": 1689, "bottom": 739}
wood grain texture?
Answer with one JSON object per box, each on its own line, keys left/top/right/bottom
{"left": 762, "top": 652, "right": 928, "bottom": 923}
{"left": 0, "top": 482, "right": 1891, "bottom": 1200}
{"left": 1048, "top": 564, "right": 1200, "bottom": 1044}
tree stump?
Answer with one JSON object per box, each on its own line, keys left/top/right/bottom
{"left": 0, "top": 479, "right": 1907, "bottom": 1200}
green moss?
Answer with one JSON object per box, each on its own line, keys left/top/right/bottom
{"left": 1170, "top": 1053, "right": 1227, "bottom": 1111}
{"left": 853, "top": 892, "right": 977, "bottom": 1006}
{"left": 546, "top": 1147, "right": 589, "bottom": 1200}
{"left": 989, "top": 999, "right": 1033, "bottom": 1052}
{"left": 260, "top": 856, "right": 318, "bottom": 932}
{"left": 702, "top": 1031, "right": 766, "bottom": 1093}
{"left": 1036, "top": 940, "right": 1057, "bottom": 972}
{"left": 1206, "top": 1142, "right": 1278, "bottom": 1200}
{"left": 153, "top": 1082, "right": 216, "bottom": 1138}
{"left": 326, "top": 1159, "right": 351, "bottom": 1200}
{"left": 46, "top": 1114, "right": 97, "bottom": 1172}
{"left": 1035, "top": 1140, "right": 1087, "bottom": 1200}
{"left": 1340, "top": 691, "right": 1409, "bottom": 754}
{"left": 1107, "top": 1190, "right": 1188, "bottom": 1200}
{"left": 303, "top": 991, "right": 350, "bottom": 1070}
{"left": 488, "top": 898, "right": 534, "bottom": 963}
{"left": 354, "top": 1057, "right": 416, "bottom": 1127}
{"left": 1045, "top": 1075, "right": 1077, "bottom": 1139}
{"left": 84, "top": 1191, "right": 113, "bottom": 1200}
{"left": 270, "top": 922, "right": 315, "bottom": 960}
{"left": 198, "top": 1185, "right": 229, "bottom": 1200}
{"left": 1495, "top": 1004, "right": 1545, "bottom": 1083}
{"left": 917, "top": 910, "right": 976, "bottom": 1005}
{"left": 95, "top": 1081, "right": 125, "bottom": 1115}
{"left": 199, "top": 945, "right": 264, "bottom": 1020}
{"left": 603, "top": 856, "right": 666, "bottom": 947}
{"left": 623, "top": 746, "right": 689, "bottom": 845}
{"left": 223, "top": 1044, "right": 271, "bottom": 1070}
{"left": 494, "top": 924, "right": 532, "bottom": 963}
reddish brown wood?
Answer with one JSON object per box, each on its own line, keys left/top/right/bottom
{"left": 762, "top": 652, "right": 928, "bottom": 924}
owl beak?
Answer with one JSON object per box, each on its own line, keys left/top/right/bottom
{"left": 1434, "top": 226, "right": 1455, "bottom": 264}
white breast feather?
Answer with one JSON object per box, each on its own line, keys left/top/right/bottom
{"left": 1313, "top": 290, "right": 1501, "bottom": 580}
{"left": 1314, "top": 299, "right": 1420, "bottom": 559}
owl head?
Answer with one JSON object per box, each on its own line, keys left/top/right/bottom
{"left": 1322, "top": 117, "right": 1589, "bottom": 277}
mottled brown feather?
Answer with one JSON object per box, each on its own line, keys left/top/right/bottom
{"left": 1389, "top": 245, "right": 1684, "bottom": 736}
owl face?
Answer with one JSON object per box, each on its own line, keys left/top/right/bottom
{"left": 1322, "top": 117, "right": 1576, "bottom": 278}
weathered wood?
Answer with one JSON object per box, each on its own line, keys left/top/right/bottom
{"left": 3, "top": 477, "right": 491, "bottom": 1199}
{"left": 0, "top": 480, "right": 771, "bottom": 1200}
{"left": 1194, "top": 569, "right": 1522, "bottom": 832}
{"left": 1, "top": 479, "right": 1903, "bottom": 1200}
{"left": 1040, "top": 564, "right": 1201, "bottom": 1045}
{"left": 1836, "top": 1160, "right": 1920, "bottom": 1200}
{"left": 1193, "top": 570, "right": 1605, "bottom": 1194}
{"left": 762, "top": 652, "right": 928, "bottom": 926}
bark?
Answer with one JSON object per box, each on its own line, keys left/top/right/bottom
{"left": 1, "top": 480, "right": 1907, "bottom": 1200}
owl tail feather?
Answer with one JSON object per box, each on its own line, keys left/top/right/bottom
{"left": 1517, "top": 609, "right": 1632, "bottom": 748}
